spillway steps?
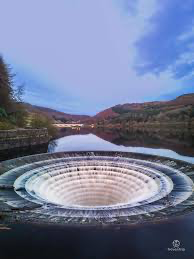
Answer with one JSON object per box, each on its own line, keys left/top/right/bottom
{"left": 0, "top": 151, "right": 193, "bottom": 225}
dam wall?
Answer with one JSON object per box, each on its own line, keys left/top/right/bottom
{"left": 0, "top": 128, "right": 50, "bottom": 151}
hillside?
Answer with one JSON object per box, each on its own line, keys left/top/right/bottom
{"left": 24, "top": 103, "right": 90, "bottom": 122}
{"left": 94, "top": 93, "right": 194, "bottom": 126}
{"left": 94, "top": 108, "right": 118, "bottom": 120}
{"left": 24, "top": 93, "right": 194, "bottom": 127}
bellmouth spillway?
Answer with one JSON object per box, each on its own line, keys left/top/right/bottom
{"left": 0, "top": 151, "right": 194, "bottom": 225}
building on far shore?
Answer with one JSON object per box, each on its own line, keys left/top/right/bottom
{"left": 53, "top": 123, "right": 84, "bottom": 129}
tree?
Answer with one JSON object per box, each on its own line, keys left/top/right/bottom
{"left": 0, "top": 55, "right": 27, "bottom": 128}
{"left": 0, "top": 107, "right": 7, "bottom": 118}
{"left": 0, "top": 56, "right": 14, "bottom": 112}
{"left": 30, "top": 113, "right": 57, "bottom": 138}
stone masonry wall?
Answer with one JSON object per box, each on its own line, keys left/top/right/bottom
{"left": 0, "top": 128, "right": 50, "bottom": 150}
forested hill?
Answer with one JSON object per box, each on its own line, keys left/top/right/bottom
{"left": 93, "top": 94, "right": 194, "bottom": 126}
{"left": 25, "top": 94, "right": 194, "bottom": 125}
{"left": 1, "top": 53, "right": 193, "bottom": 128}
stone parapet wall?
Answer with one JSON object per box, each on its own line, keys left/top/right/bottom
{"left": 0, "top": 128, "right": 50, "bottom": 150}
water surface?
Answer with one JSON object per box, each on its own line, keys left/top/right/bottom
{"left": 1, "top": 128, "right": 194, "bottom": 259}
{"left": 49, "top": 130, "right": 194, "bottom": 164}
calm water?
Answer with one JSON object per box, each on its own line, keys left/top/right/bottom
{"left": 1, "top": 129, "right": 194, "bottom": 259}
{"left": 49, "top": 129, "right": 194, "bottom": 164}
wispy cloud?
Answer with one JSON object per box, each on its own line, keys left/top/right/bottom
{"left": 135, "top": 0, "right": 194, "bottom": 79}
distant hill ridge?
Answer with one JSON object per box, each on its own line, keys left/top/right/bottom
{"left": 94, "top": 93, "right": 194, "bottom": 121}
{"left": 24, "top": 103, "right": 90, "bottom": 122}
{"left": 24, "top": 93, "right": 194, "bottom": 124}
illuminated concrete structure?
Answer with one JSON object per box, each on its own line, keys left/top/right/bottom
{"left": 0, "top": 151, "right": 194, "bottom": 225}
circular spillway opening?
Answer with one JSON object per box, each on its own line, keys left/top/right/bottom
{"left": 24, "top": 163, "right": 162, "bottom": 208}
{"left": 1, "top": 152, "right": 193, "bottom": 223}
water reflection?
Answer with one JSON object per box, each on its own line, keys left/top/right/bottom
{"left": 48, "top": 128, "right": 194, "bottom": 164}
{"left": 1, "top": 128, "right": 193, "bottom": 163}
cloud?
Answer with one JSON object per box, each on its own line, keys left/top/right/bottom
{"left": 114, "top": 0, "right": 139, "bottom": 15}
{"left": 135, "top": 0, "right": 194, "bottom": 79}
{"left": 0, "top": 0, "right": 192, "bottom": 114}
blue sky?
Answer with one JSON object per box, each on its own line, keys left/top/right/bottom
{"left": 0, "top": 0, "right": 194, "bottom": 115}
